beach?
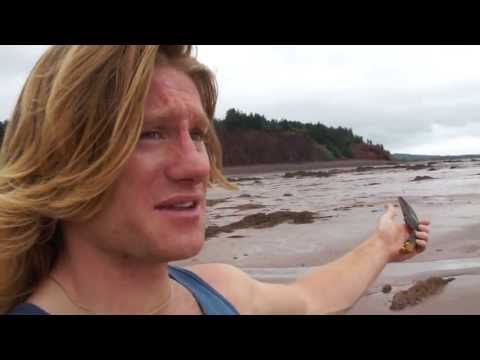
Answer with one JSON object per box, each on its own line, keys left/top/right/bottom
{"left": 174, "top": 158, "right": 480, "bottom": 314}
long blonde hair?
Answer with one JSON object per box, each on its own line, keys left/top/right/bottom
{"left": 0, "top": 45, "right": 233, "bottom": 313}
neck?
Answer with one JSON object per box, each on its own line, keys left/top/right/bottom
{"left": 51, "top": 231, "right": 174, "bottom": 315}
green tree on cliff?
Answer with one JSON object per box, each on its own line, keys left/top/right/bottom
{"left": 215, "top": 108, "right": 387, "bottom": 160}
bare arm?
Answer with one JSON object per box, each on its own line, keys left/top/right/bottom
{"left": 293, "top": 233, "right": 391, "bottom": 314}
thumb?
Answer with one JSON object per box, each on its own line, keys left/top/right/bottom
{"left": 383, "top": 203, "right": 396, "bottom": 220}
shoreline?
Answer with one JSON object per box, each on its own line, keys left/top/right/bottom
{"left": 222, "top": 159, "right": 398, "bottom": 176}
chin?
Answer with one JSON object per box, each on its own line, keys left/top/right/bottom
{"left": 183, "top": 233, "right": 205, "bottom": 257}
{"left": 164, "top": 231, "right": 205, "bottom": 262}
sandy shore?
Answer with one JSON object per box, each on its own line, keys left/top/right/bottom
{"left": 175, "top": 158, "right": 480, "bottom": 314}
{"left": 347, "top": 257, "right": 480, "bottom": 314}
{"left": 239, "top": 257, "right": 480, "bottom": 314}
{"left": 223, "top": 159, "right": 397, "bottom": 176}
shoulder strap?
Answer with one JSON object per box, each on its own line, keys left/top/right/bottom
{"left": 168, "top": 265, "right": 239, "bottom": 315}
{"left": 8, "top": 303, "right": 50, "bottom": 315}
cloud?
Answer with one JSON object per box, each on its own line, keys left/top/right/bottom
{"left": 397, "top": 122, "right": 480, "bottom": 155}
{"left": 197, "top": 45, "right": 480, "bottom": 155}
{"left": 0, "top": 45, "right": 49, "bottom": 120}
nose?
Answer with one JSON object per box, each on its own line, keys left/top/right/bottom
{"left": 164, "top": 128, "right": 210, "bottom": 185}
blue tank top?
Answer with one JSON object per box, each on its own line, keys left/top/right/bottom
{"left": 8, "top": 265, "right": 239, "bottom": 315}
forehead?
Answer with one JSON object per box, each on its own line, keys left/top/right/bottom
{"left": 144, "top": 65, "right": 203, "bottom": 118}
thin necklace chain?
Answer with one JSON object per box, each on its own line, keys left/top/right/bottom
{"left": 48, "top": 275, "right": 173, "bottom": 315}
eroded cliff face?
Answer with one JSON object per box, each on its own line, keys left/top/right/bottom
{"left": 350, "top": 143, "right": 392, "bottom": 161}
{"left": 216, "top": 129, "right": 391, "bottom": 166}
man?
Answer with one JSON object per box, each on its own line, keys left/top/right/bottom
{"left": 1, "top": 45, "right": 430, "bottom": 315}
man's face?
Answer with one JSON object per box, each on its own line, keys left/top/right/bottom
{"left": 86, "top": 65, "right": 211, "bottom": 262}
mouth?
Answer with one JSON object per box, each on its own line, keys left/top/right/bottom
{"left": 154, "top": 196, "right": 204, "bottom": 220}
{"left": 155, "top": 200, "right": 199, "bottom": 211}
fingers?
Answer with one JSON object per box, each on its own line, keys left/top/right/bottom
{"left": 415, "top": 240, "right": 427, "bottom": 253}
{"left": 384, "top": 203, "right": 396, "bottom": 219}
{"left": 418, "top": 224, "right": 430, "bottom": 233}
{"left": 415, "top": 230, "right": 429, "bottom": 240}
{"left": 419, "top": 219, "right": 430, "bottom": 226}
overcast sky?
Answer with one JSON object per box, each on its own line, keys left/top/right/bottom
{"left": 1, "top": 45, "right": 480, "bottom": 155}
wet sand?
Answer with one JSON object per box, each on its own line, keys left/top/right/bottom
{"left": 223, "top": 159, "right": 395, "bottom": 176}
{"left": 174, "top": 158, "right": 480, "bottom": 314}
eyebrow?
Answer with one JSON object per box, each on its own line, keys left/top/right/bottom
{"left": 144, "top": 107, "right": 210, "bottom": 129}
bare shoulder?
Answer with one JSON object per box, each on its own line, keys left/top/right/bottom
{"left": 185, "top": 263, "right": 309, "bottom": 315}
{"left": 186, "top": 263, "right": 251, "bottom": 283}
{"left": 186, "top": 263, "right": 256, "bottom": 314}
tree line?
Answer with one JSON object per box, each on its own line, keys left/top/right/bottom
{"left": 214, "top": 108, "right": 384, "bottom": 159}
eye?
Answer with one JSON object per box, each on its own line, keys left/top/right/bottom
{"left": 190, "top": 128, "right": 208, "bottom": 142}
{"left": 140, "top": 130, "right": 166, "bottom": 140}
